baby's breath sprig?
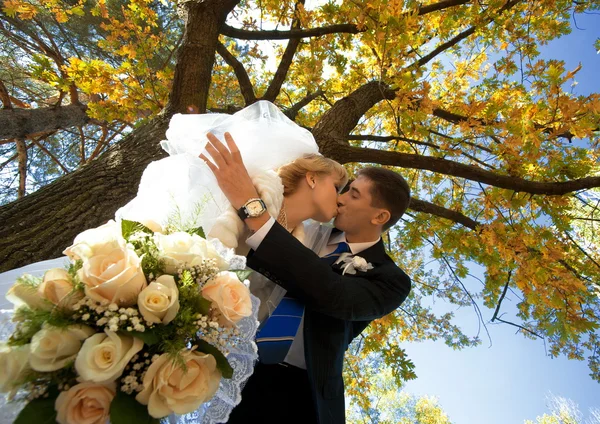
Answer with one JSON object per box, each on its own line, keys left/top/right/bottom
{"left": 120, "top": 351, "right": 161, "bottom": 395}
{"left": 72, "top": 298, "right": 153, "bottom": 333}
{"left": 177, "top": 260, "right": 219, "bottom": 289}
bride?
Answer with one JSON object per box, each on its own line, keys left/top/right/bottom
{"left": 0, "top": 100, "right": 347, "bottom": 422}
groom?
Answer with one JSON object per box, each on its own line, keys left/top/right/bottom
{"left": 201, "top": 133, "right": 411, "bottom": 424}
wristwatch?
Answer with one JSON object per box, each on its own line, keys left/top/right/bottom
{"left": 237, "top": 198, "right": 267, "bottom": 220}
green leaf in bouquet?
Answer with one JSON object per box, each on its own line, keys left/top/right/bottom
{"left": 14, "top": 387, "right": 59, "bottom": 424}
{"left": 127, "top": 329, "right": 160, "bottom": 346}
{"left": 121, "top": 219, "right": 154, "bottom": 240}
{"left": 110, "top": 391, "right": 160, "bottom": 424}
{"left": 195, "top": 339, "right": 233, "bottom": 379}
{"left": 189, "top": 226, "right": 206, "bottom": 238}
{"left": 232, "top": 269, "right": 253, "bottom": 282}
{"left": 195, "top": 296, "right": 212, "bottom": 315}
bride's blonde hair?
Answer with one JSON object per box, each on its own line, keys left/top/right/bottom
{"left": 278, "top": 154, "right": 348, "bottom": 196}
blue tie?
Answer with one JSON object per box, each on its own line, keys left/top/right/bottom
{"left": 256, "top": 241, "right": 351, "bottom": 364}
{"left": 321, "top": 241, "right": 351, "bottom": 266}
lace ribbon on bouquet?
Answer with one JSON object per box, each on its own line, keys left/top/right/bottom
{"left": 168, "top": 294, "right": 259, "bottom": 424}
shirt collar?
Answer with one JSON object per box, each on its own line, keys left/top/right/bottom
{"left": 328, "top": 232, "right": 380, "bottom": 255}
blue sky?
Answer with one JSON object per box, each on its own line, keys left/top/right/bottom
{"left": 401, "top": 13, "right": 600, "bottom": 423}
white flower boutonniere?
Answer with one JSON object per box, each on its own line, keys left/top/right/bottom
{"left": 336, "top": 254, "right": 374, "bottom": 275}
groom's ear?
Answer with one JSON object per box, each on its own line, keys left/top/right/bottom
{"left": 371, "top": 209, "right": 391, "bottom": 228}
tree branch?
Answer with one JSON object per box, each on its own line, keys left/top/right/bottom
{"left": 215, "top": 42, "right": 257, "bottom": 104}
{"left": 31, "top": 134, "right": 68, "bottom": 173}
{"left": 263, "top": 0, "right": 304, "bottom": 102}
{"left": 284, "top": 89, "right": 324, "bottom": 120}
{"left": 0, "top": 104, "right": 91, "bottom": 140}
{"left": 408, "top": 198, "right": 481, "bottom": 230}
{"left": 0, "top": 79, "right": 12, "bottom": 109}
{"left": 342, "top": 146, "right": 600, "bottom": 195}
{"left": 221, "top": 0, "right": 471, "bottom": 40}
{"left": 349, "top": 134, "right": 438, "bottom": 149}
{"left": 409, "top": 0, "right": 523, "bottom": 69}
{"left": 220, "top": 23, "right": 363, "bottom": 40}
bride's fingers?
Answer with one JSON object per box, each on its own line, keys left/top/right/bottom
{"left": 206, "top": 133, "right": 231, "bottom": 164}
{"left": 205, "top": 142, "right": 227, "bottom": 168}
{"left": 223, "top": 132, "right": 242, "bottom": 163}
{"left": 199, "top": 154, "right": 218, "bottom": 172}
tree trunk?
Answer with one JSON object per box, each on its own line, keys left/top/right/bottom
{"left": 0, "top": 114, "right": 170, "bottom": 272}
{"left": 166, "top": 0, "right": 238, "bottom": 114}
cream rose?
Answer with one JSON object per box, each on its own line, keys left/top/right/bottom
{"left": 139, "top": 219, "right": 163, "bottom": 233}
{"left": 154, "top": 232, "right": 229, "bottom": 273}
{"left": 136, "top": 349, "right": 221, "bottom": 418}
{"left": 138, "top": 275, "right": 180, "bottom": 324}
{"left": 6, "top": 277, "right": 52, "bottom": 311}
{"left": 63, "top": 220, "right": 124, "bottom": 262}
{"left": 55, "top": 381, "right": 116, "bottom": 424}
{"left": 30, "top": 325, "right": 94, "bottom": 372}
{"left": 201, "top": 271, "right": 252, "bottom": 327}
{"left": 75, "top": 330, "right": 143, "bottom": 383}
{"left": 0, "top": 344, "right": 30, "bottom": 393}
{"left": 78, "top": 245, "right": 147, "bottom": 306}
{"left": 38, "top": 268, "right": 82, "bottom": 310}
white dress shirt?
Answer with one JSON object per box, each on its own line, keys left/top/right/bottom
{"left": 247, "top": 217, "right": 380, "bottom": 369}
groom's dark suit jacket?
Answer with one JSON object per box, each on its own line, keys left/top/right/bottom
{"left": 247, "top": 222, "right": 411, "bottom": 424}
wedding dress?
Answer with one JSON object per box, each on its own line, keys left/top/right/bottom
{"left": 0, "top": 101, "right": 324, "bottom": 424}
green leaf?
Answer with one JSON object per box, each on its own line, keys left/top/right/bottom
{"left": 121, "top": 219, "right": 153, "bottom": 240}
{"left": 127, "top": 329, "right": 160, "bottom": 346}
{"left": 110, "top": 391, "right": 159, "bottom": 424}
{"left": 195, "top": 296, "right": 212, "bottom": 315}
{"left": 15, "top": 391, "right": 58, "bottom": 424}
{"left": 196, "top": 339, "right": 233, "bottom": 379}
{"left": 189, "top": 226, "right": 206, "bottom": 238}
{"left": 233, "top": 269, "right": 253, "bottom": 282}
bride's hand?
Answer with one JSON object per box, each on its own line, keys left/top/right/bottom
{"left": 200, "top": 132, "right": 260, "bottom": 210}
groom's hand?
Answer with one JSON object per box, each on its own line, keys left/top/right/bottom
{"left": 200, "top": 132, "right": 259, "bottom": 210}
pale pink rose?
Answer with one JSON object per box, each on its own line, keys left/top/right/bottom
{"left": 201, "top": 271, "right": 252, "bottom": 327}
{"left": 63, "top": 220, "right": 124, "bottom": 262}
{"left": 55, "top": 381, "right": 115, "bottom": 424}
{"left": 137, "top": 275, "right": 180, "bottom": 324}
{"left": 75, "top": 330, "right": 143, "bottom": 383}
{"left": 38, "top": 268, "right": 82, "bottom": 309}
{"left": 136, "top": 350, "right": 221, "bottom": 418}
{"left": 78, "top": 245, "right": 147, "bottom": 306}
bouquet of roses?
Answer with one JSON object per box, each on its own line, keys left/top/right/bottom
{"left": 0, "top": 218, "right": 254, "bottom": 424}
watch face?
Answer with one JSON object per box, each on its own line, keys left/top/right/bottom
{"left": 247, "top": 200, "right": 265, "bottom": 217}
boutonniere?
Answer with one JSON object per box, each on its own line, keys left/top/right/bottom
{"left": 335, "top": 253, "right": 374, "bottom": 275}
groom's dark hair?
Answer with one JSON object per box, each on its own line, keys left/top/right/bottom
{"left": 356, "top": 167, "right": 411, "bottom": 231}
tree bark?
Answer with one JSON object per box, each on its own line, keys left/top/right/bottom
{"left": 0, "top": 114, "right": 170, "bottom": 272}
{"left": 166, "top": 0, "right": 239, "bottom": 114}
{"left": 0, "top": 104, "right": 90, "bottom": 140}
